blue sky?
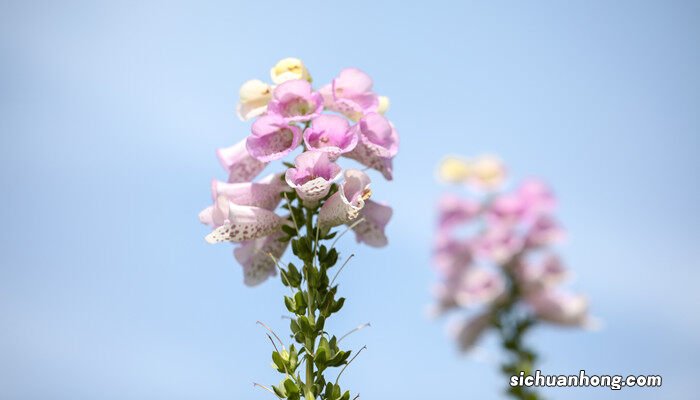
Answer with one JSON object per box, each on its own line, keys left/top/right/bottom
{"left": 1, "top": 1, "right": 698, "bottom": 399}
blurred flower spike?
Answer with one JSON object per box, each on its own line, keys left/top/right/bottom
{"left": 432, "top": 155, "right": 594, "bottom": 399}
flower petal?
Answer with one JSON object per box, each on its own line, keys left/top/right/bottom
{"left": 216, "top": 139, "right": 267, "bottom": 183}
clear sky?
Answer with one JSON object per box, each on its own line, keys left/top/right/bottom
{"left": 1, "top": 1, "right": 698, "bottom": 399}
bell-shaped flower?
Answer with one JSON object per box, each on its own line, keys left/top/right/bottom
{"left": 450, "top": 312, "right": 492, "bottom": 352}
{"left": 198, "top": 193, "right": 230, "bottom": 227}
{"left": 211, "top": 173, "right": 288, "bottom": 211}
{"left": 473, "top": 226, "right": 524, "bottom": 263}
{"left": 345, "top": 113, "right": 399, "bottom": 180}
{"left": 437, "top": 194, "right": 481, "bottom": 232}
{"left": 437, "top": 155, "right": 472, "bottom": 183}
{"left": 285, "top": 151, "right": 341, "bottom": 204}
{"left": 318, "top": 169, "right": 371, "bottom": 232}
{"left": 486, "top": 193, "right": 527, "bottom": 226}
{"left": 204, "top": 195, "right": 284, "bottom": 243}
{"left": 467, "top": 155, "right": 507, "bottom": 190}
{"left": 517, "top": 255, "right": 568, "bottom": 293}
{"left": 525, "top": 215, "right": 565, "bottom": 248}
{"left": 319, "top": 68, "right": 379, "bottom": 120}
{"left": 518, "top": 179, "right": 557, "bottom": 217}
{"left": 234, "top": 228, "right": 290, "bottom": 287}
{"left": 527, "top": 291, "right": 590, "bottom": 327}
{"left": 433, "top": 235, "right": 473, "bottom": 279}
{"left": 303, "top": 115, "right": 358, "bottom": 159}
{"left": 246, "top": 115, "right": 302, "bottom": 162}
{"left": 270, "top": 57, "right": 311, "bottom": 84}
{"left": 266, "top": 79, "right": 323, "bottom": 123}
{"left": 451, "top": 268, "right": 505, "bottom": 307}
{"left": 350, "top": 199, "right": 392, "bottom": 247}
{"left": 216, "top": 139, "right": 267, "bottom": 183}
{"left": 236, "top": 79, "right": 272, "bottom": 121}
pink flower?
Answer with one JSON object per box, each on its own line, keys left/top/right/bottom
{"left": 266, "top": 79, "right": 323, "bottom": 123}
{"left": 486, "top": 193, "right": 527, "bottom": 226}
{"left": 526, "top": 291, "right": 590, "bottom": 327}
{"left": 517, "top": 255, "right": 567, "bottom": 293}
{"left": 318, "top": 169, "right": 371, "bottom": 232}
{"left": 234, "top": 228, "right": 289, "bottom": 287}
{"left": 303, "top": 115, "right": 358, "bottom": 159}
{"left": 216, "top": 139, "right": 266, "bottom": 183}
{"left": 285, "top": 151, "right": 341, "bottom": 204}
{"left": 473, "top": 226, "right": 524, "bottom": 263}
{"left": 451, "top": 268, "right": 505, "bottom": 307}
{"left": 350, "top": 199, "right": 392, "bottom": 247}
{"left": 525, "top": 215, "right": 565, "bottom": 248}
{"left": 204, "top": 196, "right": 284, "bottom": 243}
{"left": 344, "top": 113, "right": 399, "bottom": 180}
{"left": 320, "top": 68, "right": 379, "bottom": 120}
{"left": 433, "top": 236, "right": 473, "bottom": 279}
{"left": 246, "top": 115, "right": 302, "bottom": 162}
{"left": 211, "top": 173, "right": 288, "bottom": 211}
{"left": 450, "top": 312, "right": 492, "bottom": 352}
{"left": 518, "top": 179, "right": 556, "bottom": 217}
{"left": 437, "top": 194, "right": 481, "bottom": 232}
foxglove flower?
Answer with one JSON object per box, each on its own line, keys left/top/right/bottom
{"left": 285, "top": 151, "right": 341, "bottom": 204}
{"left": 518, "top": 179, "right": 556, "bottom": 216}
{"left": 270, "top": 57, "right": 311, "bottom": 84}
{"left": 473, "top": 226, "right": 524, "bottom": 263}
{"left": 266, "top": 79, "right": 323, "bottom": 122}
{"left": 437, "top": 194, "right": 480, "bottom": 232}
{"left": 451, "top": 312, "right": 492, "bottom": 352}
{"left": 204, "top": 196, "right": 284, "bottom": 243}
{"left": 433, "top": 236, "right": 473, "bottom": 279}
{"left": 246, "top": 114, "right": 302, "bottom": 162}
{"left": 450, "top": 268, "right": 505, "bottom": 307}
{"left": 517, "top": 255, "right": 567, "bottom": 293}
{"left": 437, "top": 154, "right": 506, "bottom": 190}
{"left": 234, "top": 228, "right": 289, "bottom": 286}
{"left": 486, "top": 193, "right": 527, "bottom": 226}
{"left": 431, "top": 154, "right": 592, "bottom": 389}
{"left": 320, "top": 68, "right": 379, "bottom": 120}
{"left": 211, "top": 173, "right": 287, "bottom": 211}
{"left": 525, "top": 215, "right": 565, "bottom": 247}
{"left": 236, "top": 79, "right": 272, "bottom": 121}
{"left": 201, "top": 59, "right": 399, "bottom": 400}
{"left": 318, "top": 169, "right": 371, "bottom": 232}
{"left": 303, "top": 114, "right": 358, "bottom": 159}
{"left": 350, "top": 199, "right": 392, "bottom": 247}
{"left": 467, "top": 155, "right": 507, "bottom": 190}
{"left": 216, "top": 139, "right": 266, "bottom": 183}
{"left": 527, "top": 291, "right": 590, "bottom": 327}
{"left": 345, "top": 113, "right": 399, "bottom": 180}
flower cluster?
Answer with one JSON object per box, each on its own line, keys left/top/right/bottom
{"left": 199, "top": 58, "right": 398, "bottom": 400}
{"left": 199, "top": 57, "right": 397, "bottom": 286}
{"left": 432, "top": 155, "right": 592, "bottom": 399}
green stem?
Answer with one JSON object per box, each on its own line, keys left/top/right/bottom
{"left": 304, "top": 206, "right": 316, "bottom": 400}
{"left": 494, "top": 258, "right": 540, "bottom": 400}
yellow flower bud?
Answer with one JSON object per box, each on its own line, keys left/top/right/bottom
{"left": 377, "top": 96, "right": 390, "bottom": 114}
{"left": 437, "top": 156, "right": 472, "bottom": 183}
{"left": 471, "top": 155, "right": 506, "bottom": 189}
{"left": 236, "top": 79, "right": 271, "bottom": 121}
{"left": 270, "top": 57, "right": 311, "bottom": 84}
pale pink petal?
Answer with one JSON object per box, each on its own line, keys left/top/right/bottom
{"left": 216, "top": 139, "right": 267, "bottom": 183}
{"left": 350, "top": 200, "right": 392, "bottom": 247}
{"left": 205, "top": 197, "right": 283, "bottom": 243}
{"left": 234, "top": 229, "right": 289, "bottom": 286}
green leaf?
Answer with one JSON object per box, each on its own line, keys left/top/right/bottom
{"left": 272, "top": 351, "right": 286, "bottom": 373}
{"left": 284, "top": 296, "right": 296, "bottom": 313}
{"left": 283, "top": 378, "right": 299, "bottom": 395}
